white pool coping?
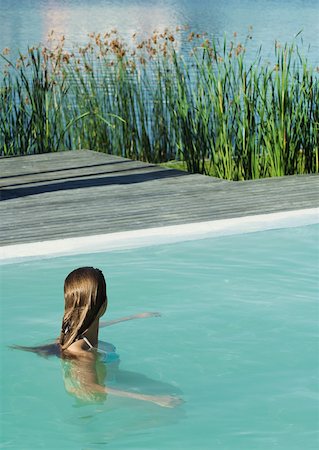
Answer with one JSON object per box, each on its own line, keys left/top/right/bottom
{"left": 1, "top": 208, "right": 318, "bottom": 264}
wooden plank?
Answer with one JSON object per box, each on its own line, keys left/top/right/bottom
{"left": 0, "top": 150, "right": 318, "bottom": 246}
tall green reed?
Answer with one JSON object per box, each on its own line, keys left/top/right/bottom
{"left": 1, "top": 29, "right": 318, "bottom": 180}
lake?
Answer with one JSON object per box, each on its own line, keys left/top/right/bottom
{"left": 1, "top": 0, "right": 319, "bottom": 64}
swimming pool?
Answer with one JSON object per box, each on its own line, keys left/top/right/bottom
{"left": 1, "top": 223, "right": 318, "bottom": 449}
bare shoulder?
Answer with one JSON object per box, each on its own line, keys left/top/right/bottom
{"left": 63, "top": 346, "right": 97, "bottom": 364}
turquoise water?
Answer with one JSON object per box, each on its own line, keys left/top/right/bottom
{"left": 1, "top": 0, "right": 318, "bottom": 64}
{"left": 1, "top": 224, "right": 319, "bottom": 449}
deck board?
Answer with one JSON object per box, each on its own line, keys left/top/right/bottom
{"left": 1, "top": 150, "right": 318, "bottom": 246}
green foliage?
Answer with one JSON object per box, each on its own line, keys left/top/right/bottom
{"left": 1, "top": 30, "right": 318, "bottom": 180}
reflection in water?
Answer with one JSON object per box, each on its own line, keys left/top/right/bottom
{"left": 1, "top": 0, "right": 318, "bottom": 62}
{"left": 61, "top": 351, "right": 185, "bottom": 446}
{"left": 62, "top": 341, "right": 183, "bottom": 406}
{"left": 40, "top": 0, "right": 177, "bottom": 44}
{"left": 62, "top": 357, "right": 107, "bottom": 403}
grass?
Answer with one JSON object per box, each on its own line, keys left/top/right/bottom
{"left": 1, "top": 29, "right": 318, "bottom": 180}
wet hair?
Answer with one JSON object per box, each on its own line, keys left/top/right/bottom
{"left": 59, "top": 267, "right": 107, "bottom": 351}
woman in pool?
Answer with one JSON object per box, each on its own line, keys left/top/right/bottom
{"left": 14, "top": 266, "right": 180, "bottom": 408}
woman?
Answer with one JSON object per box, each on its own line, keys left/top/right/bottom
{"left": 12, "top": 267, "right": 181, "bottom": 408}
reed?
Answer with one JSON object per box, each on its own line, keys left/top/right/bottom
{"left": 1, "top": 30, "right": 318, "bottom": 180}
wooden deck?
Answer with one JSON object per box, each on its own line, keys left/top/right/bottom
{"left": 1, "top": 150, "right": 318, "bottom": 246}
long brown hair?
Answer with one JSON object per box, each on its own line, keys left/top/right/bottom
{"left": 59, "top": 267, "right": 107, "bottom": 351}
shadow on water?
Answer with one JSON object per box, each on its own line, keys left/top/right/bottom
{"left": 107, "top": 367, "right": 183, "bottom": 396}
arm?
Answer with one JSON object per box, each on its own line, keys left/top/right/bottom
{"left": 81, "top": 381, "right": 181, "bottom": 407}
{"left": 64, "top": 352, "right": 181, "bottom": 408}
{"left": 99, "top": 312, "right": 161, "bottom": 328}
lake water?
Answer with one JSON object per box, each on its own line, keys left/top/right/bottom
{"left": 1, "top": 0, "right": 319, "bottom": 63}
{"left": 1, "top": 224, "right": 319, "bottom": 449}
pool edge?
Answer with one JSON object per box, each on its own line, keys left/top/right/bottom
{"left": 1, "top": 208, "right": 318, "bottom": 264}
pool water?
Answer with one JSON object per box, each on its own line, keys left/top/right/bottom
{"left": 1, "top": 224, "right": 318, "bottom": 449}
